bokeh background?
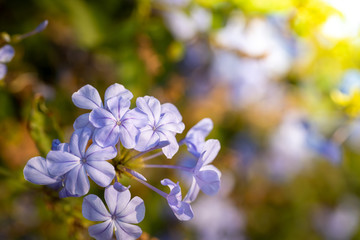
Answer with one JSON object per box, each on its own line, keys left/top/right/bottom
{"left": 2, "top": 0, "right": 360, "bottom": 239}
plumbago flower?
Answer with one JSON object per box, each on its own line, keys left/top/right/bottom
{"left": 23, "top": 83, "right": 221, "bottom": 239}
{"left": 89, "top": 94, "right": 146, "bottom": 148}
{"left": 72, "top": 83, "right": 133, "bottom": 132}
{"left": 134, "top": 96, "right": 185, "bottom": 158}
{"left": 47, "top": 127, "right": 117, "bottom": 196}
{"left": 184, "top": 139, "right": 221, "bottom": 203}
{"left": 24, "top": 139, "right": 78, "bottom": 198}
{"left": 161, "top": 179, "right": 194, "bottom": 221}
{"left": 83, "top": 185, "right": 145, "bottom": 240}
{"left": 184, "top": 118, "right": 213, "bottom": 157}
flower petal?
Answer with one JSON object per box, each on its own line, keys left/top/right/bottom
{"left": 161, "top": 103, "right": 182, "bottom": 122}
{"left": 105, "top": 185, "right": 131, "bottom": 216}
{"left": 65, "top": 165, "right": 89, "bottom": 196}
{"left": 89, "top": 108, "right": 116, "bottom": 128}
{"left": 82, "top": 194, "right": 111, "bottom": 221}
{"left": 46, "top": 150, "right": 80, "bottom": 176}
{"left": 23, "top": 156, "right": 59, "bottom": 185}
{"left": 114, "top": 182, "right": 130, "bottom": 192}
{"left": 136, "top": 96, "right": 161, "bottom": 125}
{"left": 161, "top": 178, "right": 194, "bottom": 221}
{"left": 195, "top": 167, "right": 221, "bottom": 196}
{"left": 123, "top": 109, "right": 147, "bottom": 129}
{"left": 69, "top": 128, "right": 92, "bottom": 158}
{"left": 0, "top": 45, "right": 15, "bottom": 63}
{"left": 117, "top": 196, "right": 145, "bottom": 224}
{"left": 119, "top": 121, "right": 138, "bottom": 149}
{"left": 85, "top": 144, "right": 117, "bottom": 162}
{"left": 85, "top": 161, "right": 115, "bottom": 187}
{"left": 106, "top": 95, "right": 131, "bottom": 121}
{"left": 72, "top": 84, "right": 102, "bottom": 110}
{"left": 197, "top": 139, "right": 221, "bottom": 167}
{"left": 74, "top": 113, "right": 90, "bottom": 130}
{"left": 104, "top": 83, "right": 133, "bottom": 107}
{"left": 157, "top": 112, "right": 185, "bottom": 133}
{"left": 114, "top": 221, "right": 142, "bottom": 240}
{"left": 88, "top": 220, "right": 114, "bottom": 240}
{"left": 158, "top": 130, "right": 179, "bottom": 159}
{"left": 186, "top": 118, "right": 213, "bottom": 139}
{"left": 183, "top": 177, "right": 200, "bottom": 203}
{"left": 93, "top": 125, "right": 120, "bottom": 147}
{"left": 185, "top": 118, "right": 213, "bottom": 156}
{"left": 135, "top": 129, "right": 160, "bottom": 152}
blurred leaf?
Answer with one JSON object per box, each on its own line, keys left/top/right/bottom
{"left": 28, "top": 95, "right": 63, "bottom": 157}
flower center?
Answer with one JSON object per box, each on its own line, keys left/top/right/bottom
{"left": 81, "top": 158, "right": 86, "bottom": 164}
{"left": 116, "top": 120, "right": 122, "bottom": 126}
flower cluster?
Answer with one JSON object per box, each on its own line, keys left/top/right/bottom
{"left": 23, "top": 84, "right": 221, "bottom": 239}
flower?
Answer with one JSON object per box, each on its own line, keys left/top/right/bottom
{"left": 135, "top": 96, "right": 185, "bottom": 158}
{"left": 46, "top": 127, "right": 117, "bottom": 196}
{"left": 89, "top": 95, "right": 146, "bottom": 148}
{"left": 161, "top": 178, "right": 194, "bottom": 221}
{"left": 72, "top": 83, "right": 133, "bottom": 132}
{"left": 184, "top": 139, "right": 221, "bottom": 203}
{"left": 82, "top": 185, "right": 145, "bottom": 240}
{"left": 23, "top": 140, "right": 78, "bottom": 198}
{"left": 24, "top": 156, "right": 61, "bottom": 186}
{"left": 0, "top": 44, "right": 15, "bottom": 79}
{"left": 185, "top": 118, "right": 213, "bottom": 157}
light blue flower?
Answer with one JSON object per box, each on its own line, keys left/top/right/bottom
{"left": 185, "top": 118, "right": 213, "bottom": 157}
{"left": 72, "top": 83, "right": 133, "bottom": 132}
{"left": 24, "top": 156, "right": 61, "bottom": 186}
{"left": 184, "top": 139, "right": 221, "bottom": 203}
{"left": 89, "top": 95, "right": 146, "bottom": 148}
{"left": 161, "top": 178, "right": 194, "bottom": 221}
{"left": 24, "top": 140, "right": 79, "bottom": 198}
{"left": 0, "top": 44, "right": 15, "bottom": 79}
{"left": 46, "top": 127, "right": 117, "bottom": 196}
{"left": 135, "top": 96, "right": 185, "bottom": 158}
{"left": 82, "top": 185, "right": 145, "bottom": 240}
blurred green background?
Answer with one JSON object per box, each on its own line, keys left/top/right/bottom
{"left": 2, "top": 0, "right": 360, "bottom": 239}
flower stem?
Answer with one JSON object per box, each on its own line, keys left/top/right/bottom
{"left": 131, "top": 174, "right": 168, "bottom": 198}
{"left": 142, "top": 152, "right": 164, "bottom": 162}
{"left": 144, "top": 164, "right": 193, "bottom": 172}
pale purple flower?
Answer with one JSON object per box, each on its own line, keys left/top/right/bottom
{"left": 185, "top": 118, "right": 213, "bottom": 157}
{"left": 89, "top": 95, "right": 146, "bottom": 148}
{"left": 82, "top": 185, "right": 145, "bottom": 240}
{"left": 0, "top": 44, "right": 15, "bottom": 79}
{"left": 72, "top": 84, "right": 133, "bottom": 131}
{"left": 24, "top": 156, "right": 61, "bottom": 186}
{"left": 135, "top": 96, "right": 185, "bottom": 158}
{"left": 46, "top": 127, "right": 117, "bottom": 196}
{"left": 184, "top": 139, "right": 221, "bottom": 203}
{"left": 161, "top": 178, "right": 194, "bottom": 221}
{"left": 23, "top": 142, "right": 79, "bottom": 198}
